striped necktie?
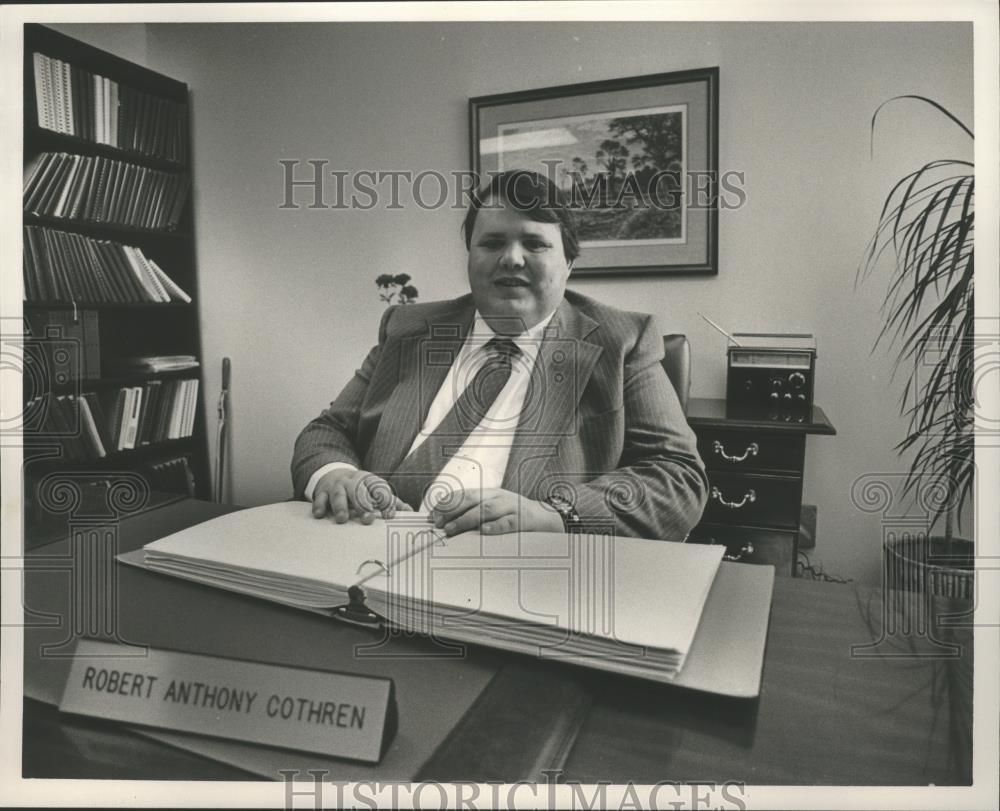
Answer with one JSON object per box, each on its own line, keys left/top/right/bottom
{"left": 389, "top": 337, "right": 521, "bottom": 510}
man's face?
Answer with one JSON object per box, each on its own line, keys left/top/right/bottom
{"left": 466, "top": 201, "right": 572, "bottom": 333}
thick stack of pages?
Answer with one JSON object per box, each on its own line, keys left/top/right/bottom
{"left": 114, "top": 354, "right": 199, "bottom": 373}
{"left": 130, "top": 502, "right": 724, "bottom": 684}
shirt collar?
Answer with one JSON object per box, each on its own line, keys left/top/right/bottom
{"left": 468, "top": 309, "right": 557, "bottom": 363}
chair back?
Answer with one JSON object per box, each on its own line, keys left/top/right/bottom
{"left": 661, "top": 334, "right": 691, "bottom": 414}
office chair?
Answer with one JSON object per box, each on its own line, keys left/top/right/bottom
{"left": 661, "top": 334, "right": 690, "bottom": 414}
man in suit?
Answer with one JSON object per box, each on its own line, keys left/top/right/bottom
{"left": 292, "top": 170, "right": 708, "bottom": 540}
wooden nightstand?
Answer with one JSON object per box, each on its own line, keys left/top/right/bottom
{"left": 686, "top": 397, "right": 836, "bottom": 576}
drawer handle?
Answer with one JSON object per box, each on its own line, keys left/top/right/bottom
{"left": 711, "top": 487, "right": 756, "bottom": 509}
{"left": 713, "top": 440, "right": 759, "bottom": 463}
{"left": 724, "top": 541, "right": 755, "bottom": 562}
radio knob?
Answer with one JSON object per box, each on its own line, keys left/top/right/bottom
{"left": 770, "top": 392, "right": 780, "bottom": 401}
{"left": 783, "top": 392, "right": 792, "bottom": 401}
{"left": 772, "top": 377, "right": 784, "bottom": 391}
{"left": 789, "top": 372, "right": 806, "bottom": 390}
{"left": 796, "top": 393, "right": 806, "bottom": 402}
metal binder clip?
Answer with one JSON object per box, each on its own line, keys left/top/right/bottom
{"left": 356, "top": 559, "right": 390, "bottom": 576}
{"left": 333, "top": 585, "right": 386, "bottom": 630}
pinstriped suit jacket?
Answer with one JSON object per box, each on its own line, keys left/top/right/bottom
{"left": 291, "top": 290, "right": 708, "bottom": 540}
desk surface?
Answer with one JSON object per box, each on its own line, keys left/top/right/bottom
{"left": 22, "top": 499, "right": 970, "bottom": 784}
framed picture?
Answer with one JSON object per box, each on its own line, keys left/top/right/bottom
{"left": 470, "top": 68, "right": 719, "bottom": 277}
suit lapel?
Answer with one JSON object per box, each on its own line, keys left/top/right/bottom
{"left": 502, "top": 298, "right": 602, "bottom": 496}
{"left": 369, "top": 298, "right": 475, "bottom": 474}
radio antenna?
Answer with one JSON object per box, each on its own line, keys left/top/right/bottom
{"left": 699, "top": 313, "right": 742, "bottom": 346}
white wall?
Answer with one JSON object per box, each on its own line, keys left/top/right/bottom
{"left": 50, "top": 23, "right": 148, "bottom": 68}
{"left": 53, "top": 21, "right": 974, "bottom": 583}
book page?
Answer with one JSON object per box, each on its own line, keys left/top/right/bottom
{"left": 140, "top": 501, "right": 444, "bottom": 605}
{"left": 365, "top": 531, "right": 724, "bottom": 656}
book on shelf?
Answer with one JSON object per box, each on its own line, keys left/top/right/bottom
{"left": 23, "top": 225, "right": 191, "bottom": 304}
{"left": 81, "top": 391, "right": 113, "bottom": 452}
{"left": 76, "top": 395, "right": 107, "bottom": 458}
{"left": 31, "top": 52, "right": 187, "bottom": 163}
{"left": 24, "top": 152, "right": 189, "bottom": 230}
{"left": 121, "top": 386, "right": 142, "bottom": 450}
{"left": 120, "top": 501, "right": 775, "bottom": 696}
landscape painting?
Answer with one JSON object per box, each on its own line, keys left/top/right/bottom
{"left": 472, "top": 68, "right": 718, "bottom": 276}
{"left": 495, "top": 105, "right": 687, "bottom": 247}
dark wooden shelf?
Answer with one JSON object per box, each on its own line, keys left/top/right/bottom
{"left": 23, "top": 213, "right": 188, "bottom": 242}
{"left": 23, "top": 437, "right": 197, "bottom": 467}
{"left": 27, "top": 126, "right": 188, "bottom": 172}
{"left": 23, "top": 300, "right": 193, "bottom": 310}
{"left": 46, "top": 367, "right": 202, "bottom": 391}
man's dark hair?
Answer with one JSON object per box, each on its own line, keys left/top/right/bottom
{"left": 462, "top": 170, "right": 580, "bottom": 263}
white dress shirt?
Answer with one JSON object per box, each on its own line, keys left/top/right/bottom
{"left": 305, "top": 309, "right": 556, "bottom": 511}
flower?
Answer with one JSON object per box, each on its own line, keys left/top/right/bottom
{"left": 374, "top": 274, "right": 420, "bottom": 305}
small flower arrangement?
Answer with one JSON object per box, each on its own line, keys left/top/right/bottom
{"left": 375, "top": 273, "right": 419, "bottom": 305}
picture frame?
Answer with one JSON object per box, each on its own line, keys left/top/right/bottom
{"left": 470, "top": 67, "right": 719, "bottom": 277}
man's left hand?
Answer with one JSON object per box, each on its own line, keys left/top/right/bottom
{"left": 430, "top": 488, "right": 564, "bottom": 536}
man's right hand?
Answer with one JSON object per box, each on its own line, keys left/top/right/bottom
{"left": 310, "top": 469, "right": 411, "bottom": 523}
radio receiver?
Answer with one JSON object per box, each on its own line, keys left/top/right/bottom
{"left": 726, "top": 333, "right": 816, "bottom": 409}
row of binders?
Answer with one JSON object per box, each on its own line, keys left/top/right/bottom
{"left": 32, "top": 52, "right": 188, "bottom": 164}
{"left": 24, "top": 152, "right": 191, "bottom": 231}
{"left": 28, "top": 378, "right": 200, "bottom": 460}
{"left": 24, "top": 226, "right": 191, "bottom": 304}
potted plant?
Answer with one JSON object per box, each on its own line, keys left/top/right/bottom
{"left": 859, "top": 95, "right": 974, "bottom": 599}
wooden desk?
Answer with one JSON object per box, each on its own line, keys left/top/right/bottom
{"left": 687, "top": 397, "right": 837, "bottom": 576}
{"left": 22, "top": 499, "right": 970, "bottom": 785}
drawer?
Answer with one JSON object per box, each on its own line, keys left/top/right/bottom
{"left": 702, "top": 472, "right": 801, "bottom": 529}
{"left": 689, "top": 524, "right": 798, "bottom": 576}
{"left": 696, "top": 428, "right": 805, "bottom": 474}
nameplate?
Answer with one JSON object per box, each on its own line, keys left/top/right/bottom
{"left": 59, "top": 639, "right": 397, "bottom": 763}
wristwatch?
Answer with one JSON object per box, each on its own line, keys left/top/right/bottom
{"left": 545, "top": 494, "right": 583, "bottom": 533}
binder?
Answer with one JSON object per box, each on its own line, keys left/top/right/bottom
{"left": 121, "top": 386, "right": 142, "bottom": 449}
{"left": 32, "top": 53, "right": 52, "bottom": 130}
{"left": 75, "top": 395, "right": 107, "bottom": 458}
{"left": 82, "top": 308, "right": 100, "bottom": 379}
{"left": 118, "top": 502, "right": 775, "bottom": 697}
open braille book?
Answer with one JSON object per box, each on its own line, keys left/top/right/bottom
{"left": 118, "top": 501, "right": 774, "bottom": 696}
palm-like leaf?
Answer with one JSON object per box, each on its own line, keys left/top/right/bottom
{"left": 857, "top": 96, "right": 974, "bottom": 538}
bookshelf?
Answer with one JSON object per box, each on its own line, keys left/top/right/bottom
{"left": 22, "top": 24, "right": 210, "bottom": 541}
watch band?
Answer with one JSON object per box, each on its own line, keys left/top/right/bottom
{"left": 545, "top": 494, "right": 583, "bottom": 533}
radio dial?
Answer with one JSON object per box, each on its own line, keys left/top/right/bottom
{"left": 789, "top": 372, "right": 806, "bottom": 390}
